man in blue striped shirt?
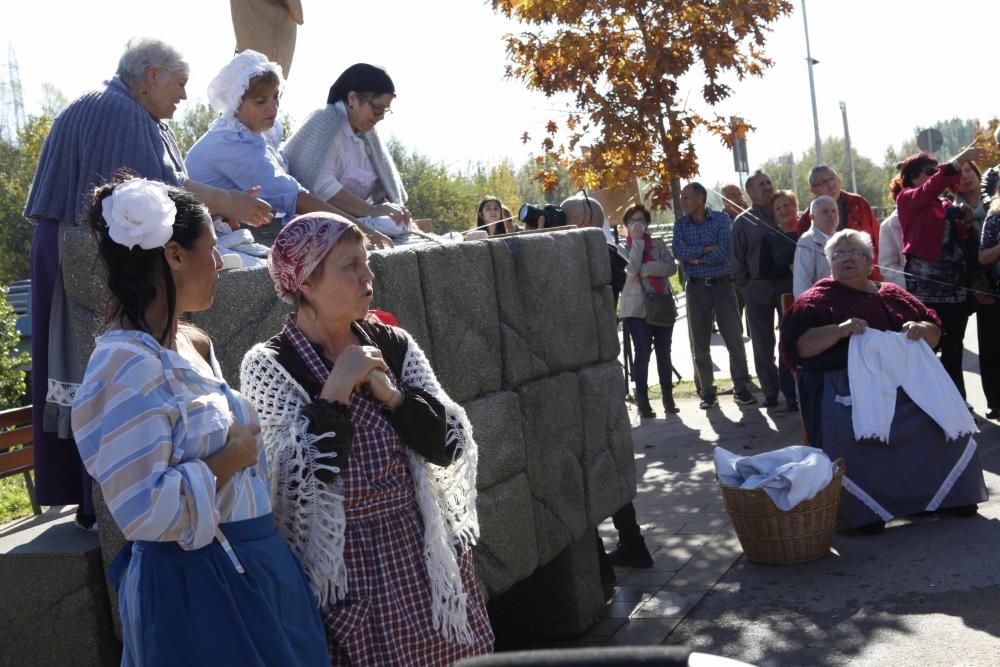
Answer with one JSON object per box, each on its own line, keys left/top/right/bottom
{"left": 673, "top": 182, "right": 755, "bottom": 409}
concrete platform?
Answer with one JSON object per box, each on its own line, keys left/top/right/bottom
{"left": 0, "top": 508, "right": 119, "bottom": 666}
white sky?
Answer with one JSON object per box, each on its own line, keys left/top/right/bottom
{"left": 4, "top": 1, "right": 998, "bottom": 189}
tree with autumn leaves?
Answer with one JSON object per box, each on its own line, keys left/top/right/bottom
{"left": 492, "top": 0, "right": 792, "bottom": 210}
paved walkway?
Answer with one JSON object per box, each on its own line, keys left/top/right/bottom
{"left": 572, "top": 293, "right": 1000, "bottom": 664}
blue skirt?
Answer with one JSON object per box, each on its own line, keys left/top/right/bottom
{"left": 798, "top": 368, "right": 988, "bottom": 528}
{"left": 108, "top": 514, "right": 329, "bottom": 666}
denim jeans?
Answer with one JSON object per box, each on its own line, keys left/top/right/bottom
{"left": 624, "top": 317, "right": 672, "bottom": 394}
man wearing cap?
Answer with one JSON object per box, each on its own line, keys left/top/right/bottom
{"left": 795, "top": 165, "right": 881, "bottom": 279}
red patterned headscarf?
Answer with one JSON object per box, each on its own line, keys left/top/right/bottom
{"left": 268, "top": 212, "right": 355, "bottom": 304}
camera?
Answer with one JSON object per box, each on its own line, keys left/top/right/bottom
{"left": 945, "top": 204, "right": 972, "bottom": 224}
{"left": 518, "top": 203, "right": 567, "bottom": 230}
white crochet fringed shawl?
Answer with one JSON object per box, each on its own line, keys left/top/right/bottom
{"left": 239, "top": 330, "right": 479, "bottom": 644}
{"left": 282, "top": 102, "right": 407, "bottom": 206}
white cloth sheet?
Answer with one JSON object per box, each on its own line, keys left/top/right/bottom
{"left": 214, "top": 222, "right": 269, "bottom": 267}
{"left": 360, "top": 213, "right": 412, "bottom": 238}
{"left": 714, "top": 445, "right": 835, "bottom": 511}
{"left": 847, "top": 329, "right": 976, "bottom": 442}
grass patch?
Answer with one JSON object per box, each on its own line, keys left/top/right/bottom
{"left": 648, "top": 378, "right": 736, "bottom": 400}
{"left": 0, "top": 473, "right": 34, "bottom": 524}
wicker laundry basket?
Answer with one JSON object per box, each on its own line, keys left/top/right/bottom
{"left": 718, "top": 458, "right": 844, "bottom": 564}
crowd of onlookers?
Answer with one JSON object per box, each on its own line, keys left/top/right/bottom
{"left": 615, "top": 134, "right": 999, "bottom": 422}
{"left": 607, "top": 136, "right": 996, "bottom": 545}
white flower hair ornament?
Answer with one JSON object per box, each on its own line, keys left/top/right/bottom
{"left": 101, "top": 179, "right": 177, "bottom": 250}
{"left": 207, "top": 49, "right": 284, "bottom": 117}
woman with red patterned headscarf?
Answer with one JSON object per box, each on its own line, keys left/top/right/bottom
{"left": 239, "top": 212, "right": 494, "bottom": 664}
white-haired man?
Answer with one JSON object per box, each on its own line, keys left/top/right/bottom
{"left": 793, "top": 195, "right": 838, "bottom": 297}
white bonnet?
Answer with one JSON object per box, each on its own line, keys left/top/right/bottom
{"left": 207, "top": 50, "right": 283, "bottom": 116}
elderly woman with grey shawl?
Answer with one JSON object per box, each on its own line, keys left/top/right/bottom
{"left": 283, "top": 63, "right": 412, "bottom": 239}
{"left": 239, "top": 212, "right": 493, "bottom": 663}
{"left": 23, "top": 37, "right": 272, "bottom": 529}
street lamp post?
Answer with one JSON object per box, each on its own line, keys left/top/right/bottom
{"left": 839, "top": 101, "right": 858, "bottom": 194}
{"left": 802, "top": 0, "right": 822, "bottom": 164}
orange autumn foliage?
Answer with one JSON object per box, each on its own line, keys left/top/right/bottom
{"left": 492, "top": 0, "right": 792, "bottom": 208}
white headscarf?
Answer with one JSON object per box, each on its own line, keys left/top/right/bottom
{"left": 207, "top": 49, "right": 283, "bottom": 117}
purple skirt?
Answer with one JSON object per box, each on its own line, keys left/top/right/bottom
{"left": 30, "top": 219, "right": 91, "bottom": 510}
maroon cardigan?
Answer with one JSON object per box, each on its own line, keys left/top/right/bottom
{"left": 780, "top": 278, "right": 941, "bottom": 370}
{"left": 896, "top": 164, "right": 962, "bottom": 262}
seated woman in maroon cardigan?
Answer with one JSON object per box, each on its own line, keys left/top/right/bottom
{"left": 781, "top": 229, "right": 987, "bottom": 534}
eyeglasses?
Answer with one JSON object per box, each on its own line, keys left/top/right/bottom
{"left": 921, "top": 166, "right": 938, "bottom": 176}
{"left": 812, "top": 175, "right": 838, "bottom": 188}
{"left": 363, "top": 98, "right": 393, "bottom": 117}
{"left": 830, "top": 247, "right": 867, "bottom": 261}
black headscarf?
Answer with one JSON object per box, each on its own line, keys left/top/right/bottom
{"left": 327, "top": 64, "right": 395, "bottom": 105}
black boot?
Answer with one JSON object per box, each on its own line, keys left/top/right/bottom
{"left": 636, "top": 389, "right": 656, "bottom": 418}
{"left": 608, "top": 536, "right": 654, "bottom": 568}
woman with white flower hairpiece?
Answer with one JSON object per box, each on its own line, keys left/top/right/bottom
{"left": 71, "top": 176, "right": 329, "bottom": 666}
{"left": 185, "top": 50, "right": 393, "bottom": 251}
{"left": 239, "top": 212, "right": 494, "bottom": 664}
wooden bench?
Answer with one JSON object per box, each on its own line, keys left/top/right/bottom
{"left": 0, "top": 405, "right": 41, "bottom": 515}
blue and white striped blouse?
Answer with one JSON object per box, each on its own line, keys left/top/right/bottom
{"left": 71, "top": 329, "right": 271, "bottom": 551}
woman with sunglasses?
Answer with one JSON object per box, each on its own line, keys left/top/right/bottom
{"left": 283, "top": 63, "right": 412, "bottom": 240}
{"left": 892, "top": 145, "right": 987, "bottom": 398}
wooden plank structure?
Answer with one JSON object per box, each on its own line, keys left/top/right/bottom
{"left": 0, "top": 405, "right": 40, "bottom": 515}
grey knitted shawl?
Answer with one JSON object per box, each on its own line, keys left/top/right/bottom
{"left": 24, "top": 76, "right": 186, "bottom": 223}
{"left": 282, "top": 103, "right": 407, "bottom": 206}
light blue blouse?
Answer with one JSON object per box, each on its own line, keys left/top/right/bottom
{"left": 185, "top": 117, "right": 305, "bottom": 219}
{"left": 72, "top": 329, "right": 272, "bottom": 551}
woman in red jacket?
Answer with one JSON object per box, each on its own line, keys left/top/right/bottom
{"left": 893, "top": 145, "right": 986, "bottom": 397}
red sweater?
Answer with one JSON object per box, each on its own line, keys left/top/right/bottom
{"left": 896, "top": 164, "right": 962, "bottom": 262}
{"left": 796, "top": 191, "right": 881, "bottom": 280}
